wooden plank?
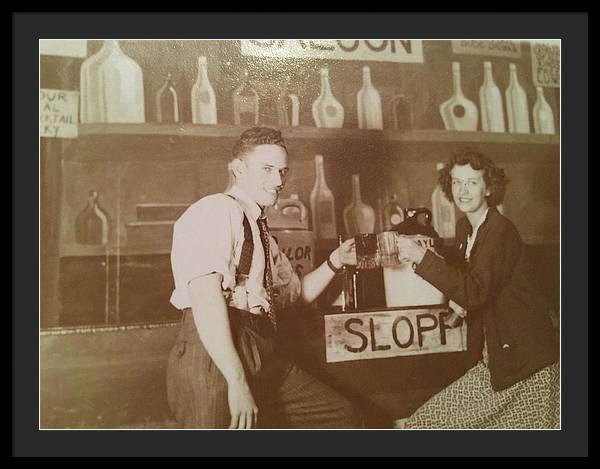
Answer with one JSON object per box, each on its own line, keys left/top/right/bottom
{"left": 324, "top": 306, "right": 467, "bottom": 363}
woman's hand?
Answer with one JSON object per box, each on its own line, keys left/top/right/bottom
{"left": 396, "top": 236, "right": 427, "bottom": 265}
{"left": 330, "top": 238, "right": 357, "bottom": 268}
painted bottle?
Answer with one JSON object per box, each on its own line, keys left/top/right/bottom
{"left": 439, "top": 62, "right": 479, "bottom": 131}
{"left": 191, "top": 56, "right": 217, "bottom": 124}
{"left": 312, "top": 67, "right": 344, "bottom": 128}
{"left": 383, "top": 193, "right": 405, "bottom": 231}
{"left": 233, "top": 68, "right": 259, "bottom": 126}
{"left": 479, "top": 61, "right": 505, "bottom": 132}
{"left": 80, "top": 40, "right": 113, "bottom": 123}
{"left": 75, "top": 190, "right": 110, "bottom": 245}
{"left": 532, "top": 86, "right": 556, "bottom": 134}
{"left": 505, "top": 63, "right": 530, "bottom": 133}
{"left": 357, "top": 65, "right": 383, "bottom": 129}
{"left": 277, "top": 75, "right": 300, "bottom": 127}
{"left": 343, "top": 174, "right": 376, "bottom": 237}
{"left": 98, "top": 40, "right": 145, "bottom": 123}
{"left": 155, "top": 73, "right": 180, "bottom": 123}
{"left": 310, "top": 154, "right": 337, "bottom": 239}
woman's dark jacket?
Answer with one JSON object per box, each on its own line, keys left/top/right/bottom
{"left": 415, "top": 207, "right": 558, "bottom": 391}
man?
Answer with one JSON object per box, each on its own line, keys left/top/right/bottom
{"left": 166, "top": 126, "right": 361, "bottom": 429}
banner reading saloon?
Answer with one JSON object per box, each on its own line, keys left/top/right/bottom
{"left": 241, "top": 40, "right": 424, "bottom": 63}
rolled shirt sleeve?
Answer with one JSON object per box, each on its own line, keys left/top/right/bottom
{"left": 169, "top": 194, "right": 242, "bottom": 310}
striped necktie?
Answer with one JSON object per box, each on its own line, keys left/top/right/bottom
{"left": 256, "top": 216, "right": 276, "bottom": 330}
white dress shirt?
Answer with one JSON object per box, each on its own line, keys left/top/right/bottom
{"left": 169, "top": 184, "right": 301, "bottom": 313}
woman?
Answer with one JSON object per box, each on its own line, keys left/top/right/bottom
{"left": 395, "top": 147, "right": 559, "bottom": 429}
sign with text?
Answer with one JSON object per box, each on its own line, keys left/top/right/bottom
{"left": 451, "top": 40, "right": 522, "bottom": 58}
{"left": 241, "top": 40, "right": 424, "bottom": 63}
{"left": 324, "top": 307, "right": 467, "bottom": 363}
{"left": 40, "top": 39, "right": 87, "bottom": 58}
{"left": 40, "top": 89, "right": 79, "bottom": 138}
{"left": 531, "top": 42, "right": 560, "bottom": 88}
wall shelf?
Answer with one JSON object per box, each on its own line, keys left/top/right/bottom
{"left": 67, "top": 124, "right": 560, "bottom": 164}
{"left": 78, "top": 123, "right": 560, "bottom": 146}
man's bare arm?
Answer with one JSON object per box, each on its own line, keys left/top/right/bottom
{"left": 188, "top": 273, "right": 258, "bottom": 429}
{"left": 300, "top": 238, "right": 356, "bottom": 304}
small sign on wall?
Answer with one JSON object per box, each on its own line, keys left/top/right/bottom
{"left": 324, "top": 306, "right": 467, "bottom": 363}
{"left": 451, "top": 40, "right": 522, "bottom": 58}
{"left": 40, "top": 89, "right": 79, "bottom": 138}
{"left": 531, "top": 42, "right": 560, "bottom": 88}
{"left": 39, "top": 39, "right": 87, "bottom": 58}
{"left": 241, "top": 40, "right": 424, "bottom": 63}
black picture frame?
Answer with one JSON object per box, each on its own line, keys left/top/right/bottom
{"left": 14, "top": 11, "right": 587, "bottom": 457}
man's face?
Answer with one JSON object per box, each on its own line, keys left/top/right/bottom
{"left": 236, "top": 144, "right": 289, "bottom": 208}
{"left": 450, "top": 164, "right": 489, "bottom": 217}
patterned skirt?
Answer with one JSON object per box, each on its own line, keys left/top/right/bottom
{"left": 400, "top": 361, "right": 560, "bottom": 429}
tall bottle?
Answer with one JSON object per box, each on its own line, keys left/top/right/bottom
{"left": 391, "top": 94, "right": 413, "bottom": 131}
{"left": 80, "top": 40, "right": 113, "bottom": 123}
{"left": 343, "top": 174, "right": 376, "bottom": 237}
{"left": 191, "top": 56, "right": 217, "bottom": 124}
{"left": 431, "top": 163, "right": 456, "bottom": 239}
{"left": 357, "top": 65, "right": 383, "bottom": 129}
{"left": 383, "top": 193, "right": 405, "bottom": 231}
{"left": 98, "top": 40, "right": 145, "bottom": 123}
{"left": 532, "top": 86, "right": 556, "bottom": 135}
{"left": 505, "top": 63, "right": 530, "bottom": 134}
{"left": 312, "top": 67, "right": 344, "bottom": 128}
{"left": 479, "top": 61, "right": 505, "bottom": 132}
{"left": 155, "top": 73, "right": 180, "bottom": 123}
{"left": 233, "top": 68, "right": 259, "bottom": 126}
{"left": 439, "top": 62, "right": 478, "bottom": 131}
{"left": 75, "top": 190, "right": 110, "bottom": 245}
{"left": 277, "top": 76, "right": 300, "bottom": 127}
{"left": 309, "top": 154, "right": 337, "bottom": 239}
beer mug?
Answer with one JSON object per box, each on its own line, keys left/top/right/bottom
{"left": 354, "top": 233, "right": 379, "bottom": 270}
{"left": 376, "top": 231, "right": 402, "bottom": 268}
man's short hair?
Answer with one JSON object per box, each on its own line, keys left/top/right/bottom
{"left": 231, "top": 127, "right": 287, "bottom": 160}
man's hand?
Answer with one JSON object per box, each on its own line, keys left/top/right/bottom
{"left": 227, "top": 380, "right": 259, "bottom": 429}
{"left": 331, "top": 238, "right": 357, "bottom": 268}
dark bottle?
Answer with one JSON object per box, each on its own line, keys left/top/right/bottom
{"left": 75, "top": 190, "right": 110, "bottom": 245}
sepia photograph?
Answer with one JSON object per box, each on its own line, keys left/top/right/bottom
{"left": 38, "top": 37, "right": 563, "bottom": 432}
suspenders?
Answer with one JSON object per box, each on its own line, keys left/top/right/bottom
{"left": 224, "top": 194, "right": 254, "bottom": 277}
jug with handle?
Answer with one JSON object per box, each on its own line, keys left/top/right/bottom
{"left": 265, "top": 195, "right": 315, "bottom": 280}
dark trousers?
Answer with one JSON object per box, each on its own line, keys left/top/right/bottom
{"left": 166, "top": 308, "right": 361, "bottom": 429}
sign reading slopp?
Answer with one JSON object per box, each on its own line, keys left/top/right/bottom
{"left": 241, "top": 40, "right": 424, "bottom": 63}
{"left": 40, "top": 89, "right": 79, "bottom": 138}
{"left": 324, "top": 307, "right": 467, "bottom": 363}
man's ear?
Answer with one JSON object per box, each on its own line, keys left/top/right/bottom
{"left": 230, "top": 158, "right": 245, "bottom": 178}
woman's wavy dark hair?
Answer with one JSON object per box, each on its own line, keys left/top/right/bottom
{"left": 232, "top": 126, "right": 287, "bottom": 160}
{"left": 438, "top": 147, "right": 509, "bottom": 208}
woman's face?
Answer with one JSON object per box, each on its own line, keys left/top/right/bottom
{"left": 450, "top": 164, "right": 490, "bottom": 218}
